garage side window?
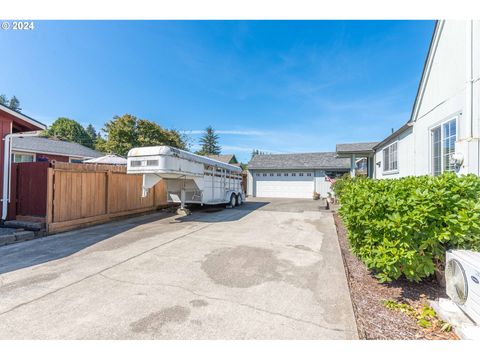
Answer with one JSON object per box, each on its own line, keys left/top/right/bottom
{"left": 382, "top": 142, "right": 398, "bottom": 173}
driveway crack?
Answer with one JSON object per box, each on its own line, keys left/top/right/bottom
{"left": 98, "top": 273, "right": 349, "bottom": 334}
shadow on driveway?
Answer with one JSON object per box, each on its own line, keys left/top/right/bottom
{"left": 0, "top": 201, "right": 269, "bottom": 275}
{"left": 175, "top": 201, "right": 270, "bottom": 223}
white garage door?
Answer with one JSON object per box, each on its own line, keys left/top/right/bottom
{"left": 254, "top": 171, "right": 314, "bottom": 199}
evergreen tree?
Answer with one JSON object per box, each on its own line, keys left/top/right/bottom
{"left": 0, "top": 94, "right": 8, "bottom": 106}
{"left": 8, "top": 96, "right": 21, "bottom": 111}
{"left": 197, "top": 126, "right": 221, "bottom": 155}
{"left": 85, "top": 124, "right": 98, "bottom": 147}
{"left": 251, "top": 149, "right": 266, "bottom": 159}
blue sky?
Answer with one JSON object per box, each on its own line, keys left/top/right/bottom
{"left": 0, "top": 20, "right": 434, "bottom": 162}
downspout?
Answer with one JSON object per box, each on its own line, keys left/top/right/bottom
{"left": 2, "top": 131, "right": 42, "bottom": 221}
{"left": 466, "top": 20, "right": 474, "bottom": 139}
{"left": 464, "top": 20, "right": 477, "bottom": 175}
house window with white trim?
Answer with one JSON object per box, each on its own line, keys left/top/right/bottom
{"left": 382, "top": 142, "right": 398, "bottom": 172}
{"left": 431, "top": 118, "right": 456, "bottom": 175}
{"left": 12, "top": 152, "right": 35, "bottom": 163}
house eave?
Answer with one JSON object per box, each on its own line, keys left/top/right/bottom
{"left": 409, "top": 20, "right": 443, "bottom": 123}
{"left": 0, "top": 104, "right": 47, "bottom": 130}
{"left": 11, "top": 147, "right": 97, "bottom": 159}
{"left": 248, "top": 166, "right": 350, "bottom": 171}
{"left": 335, "top": 150, "right": 375, "bottom": 158}
{"left": 373, "top": 122, "right": 413, "bottom": 150}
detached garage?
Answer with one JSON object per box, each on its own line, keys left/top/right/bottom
{"left": 247, "top": 152, "right": 350, "bottom": 199}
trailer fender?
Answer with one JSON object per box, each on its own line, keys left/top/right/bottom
{"left": 225, "top": 190, "right": 237, "bottom": 202}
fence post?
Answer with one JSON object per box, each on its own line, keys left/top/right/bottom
{"left": 106, "top": 170, "right": 110, "bottom": 218}
{"left": 45, "top": 167, "right": 54, "bottom": 233}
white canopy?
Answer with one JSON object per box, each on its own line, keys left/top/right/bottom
{"left": 83, "top": 154, "right": 127, "bottom": 165}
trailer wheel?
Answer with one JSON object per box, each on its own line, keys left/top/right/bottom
{"left": 229, "top": 194, "right": 237, "bottom": 207}
{"left": 236, "top": 194, "right": 243, "bottom": 206}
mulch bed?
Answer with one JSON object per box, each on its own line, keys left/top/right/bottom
{"left": 333, "top": 212, "right": 458, "bottom": 340}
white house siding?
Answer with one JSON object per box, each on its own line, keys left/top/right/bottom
{"left": 412, "top": 21, "right": 475, "bottom": 176}
{"left": 375, "top": 21, "right": 480, "bottom": 179}
{"left": 374, "top": 127, "right": 414, "bottom": 179}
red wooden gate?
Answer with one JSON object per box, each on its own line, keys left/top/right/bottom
{"left": 8, "top": 162, "right": 49, "bottom": 220}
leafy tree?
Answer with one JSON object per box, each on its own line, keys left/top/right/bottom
{"left": 8, "top": 96, "right": 21, "bottom": 111}
{"left": 164, "top": 129, "right": 188, "bottom": 150}
{"left": 197, "top": 126, "right": 221, "bottom": 155}
{"left": 94, "top": 135, "right": 107, "bottom": 153}
{"left": 102, "top": 114, "right": 139, "bottom": 156}
{"left": 101, "top": 114, "right": 187, "bottom": 156}
{"left": 0, "top": 94, "right": 8, "bottom": 106}
{"left": 44, "top": 117, "right": 93, "bottom": 148}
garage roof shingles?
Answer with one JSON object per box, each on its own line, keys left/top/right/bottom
{"left": 335, "top": 142, "right": 378, "bottom": 154}
{"left": 248, "top": 152, "right": 350, "bottom": 170}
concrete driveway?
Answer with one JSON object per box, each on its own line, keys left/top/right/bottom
{"left": 0, "top": 198, "right": 357, "bottom": 339}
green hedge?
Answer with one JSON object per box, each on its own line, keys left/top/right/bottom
{"left": 334, "top": 173, "right": 480, "bottom": 282}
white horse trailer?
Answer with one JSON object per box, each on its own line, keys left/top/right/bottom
{"left": 127, "top": 146, "right": 244, "bottom": 210}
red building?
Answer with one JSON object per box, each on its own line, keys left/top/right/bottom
{"left": 1, "top": 104, "right": 46, "bottom": 219}
{"left": 1, "top": 104, "right": 103, "bottom": 220}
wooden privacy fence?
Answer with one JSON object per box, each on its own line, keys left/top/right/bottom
{"left": 44, "top": 162, "right": 167, "bottom": 234}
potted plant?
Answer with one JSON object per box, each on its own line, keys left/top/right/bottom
{"left": 312, "top": 191, "right": 320, "bottom": 200}
{"left": 327, "top": 192, "right": 334, "bottom": 204}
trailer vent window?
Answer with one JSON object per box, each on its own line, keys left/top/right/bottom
{"left": 291, "top": 173, "right": 296, "bottom": 176}
{"left": 284, "top": 173, "right": 288, "bottom": 176}
{"left": 146, "top": 160, "right": 159, "bottom": 166}
{"left": 270, "top": 173, "right": 274, "bottom": 176}
{"left": 263, "top": 173, "right": 267, "bottom": 176}
{"left": 130, "top": 160, "right": 142, "bottom": 167}
{"left": 277, "top": 173, "right": 281, "bottom": 176}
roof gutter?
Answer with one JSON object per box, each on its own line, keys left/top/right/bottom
{"left": 2, "top": 131, "right": 43, "bottom": 221}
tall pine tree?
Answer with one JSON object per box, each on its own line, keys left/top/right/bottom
{"left": 197, "top": 126, "right": 221, "bottom": 155}
{"left": 85, "top": 124, "right": 98, "bottom": 148}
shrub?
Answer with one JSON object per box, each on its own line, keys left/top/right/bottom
{"left": 337, "top": 173, "right": 480, "bottom": 282}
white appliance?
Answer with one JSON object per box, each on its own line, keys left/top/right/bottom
{"left": 445, "top": 250, "right": 480, "bottom": 324}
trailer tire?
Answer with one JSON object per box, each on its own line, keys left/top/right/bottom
{"left": 236, "top": 194, "right": 242, "bottom": 206}
{"left": 229, "top": 194, "right": 237, "bottom": 207}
